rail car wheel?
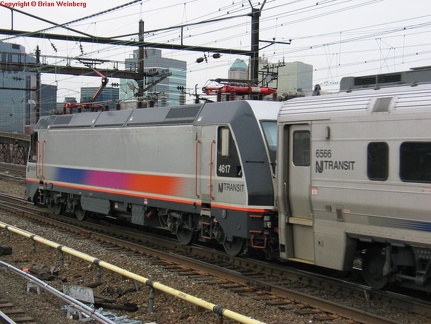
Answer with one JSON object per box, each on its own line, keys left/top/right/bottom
{"left": 223, "top": 237, "right": 245, "bottom": 256}
{"left": 51, "top": 202, "right": 64, "bottom": 215}
{"left": 362, "top": 246, "right": 389, "bottom": 289}
{"left": 176, "top": 227, "right": 197, "bottom": 245}
{"left": 75, "top": 206, "right": 87, "bottom": 221}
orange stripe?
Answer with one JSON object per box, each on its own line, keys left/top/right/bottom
{"left": 27, "top": 178, "right": 276, "bottom": 213}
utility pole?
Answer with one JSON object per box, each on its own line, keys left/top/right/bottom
{"left": 35, "top": 45, "right": 41, "bottom": 123}
{"left": 137, "top": 20, "right": 145, "bottom": 108}
{"left": 248, "top": 1, "right": 266, "bottom": 99}
{"left": 249, "top": 7, "right": 260, "bottom": 85}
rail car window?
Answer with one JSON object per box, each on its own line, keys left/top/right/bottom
{"left": 367, "top": 142, "right": 388, "bottom": 181}
{"left": 400, "top": 142, "right": 431, "bottom": 183}
{"left": 217, "top": 126, "right": 242, "bottom": 177}
{"left": 293, "top": 131, "right": 310, "bottom": 166}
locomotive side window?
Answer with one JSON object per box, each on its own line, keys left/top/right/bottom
{"left": 28, "top": 132, "right": 38, "bottom": 162}
{"left": 367, "top": 142, "right": 388, "bottom": 181}
{"left": 217, "top": 126, "right": 242, "bottom": 177}
{"left": 293, "top": 130, "right": 310, "bottom": 166}
{"left": 220, "top": 127, "right": 230, "bottom": 157}
{"left": 400, "top": 142, "right": 431, "bottom": 183}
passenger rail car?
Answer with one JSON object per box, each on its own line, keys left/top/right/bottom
{"left": 26, "top": 101, "right": 280, "bottom": 256}
{"left": 276, "top": 83, "right": 431, "bottom": 291}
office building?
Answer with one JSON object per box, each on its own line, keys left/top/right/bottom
{"left": 228, "top": 59, "right": 248, "bottom": 80}
{"left": 0, "top": 41, "right": 36, "bottom": 133}
{"left": 279, "top": 61, "right": 313, "bottom": 94}
{"left": 122, "top": 48, "right": 186, "bottom": 106}
{"left": 40, "top": 84, "right": 58, "bottom": 116}
{"left": 260, "top": 58, "right": 313, "bottom": 96}
{"left": 80, "top": 87, "right": 119, "bottom": 110}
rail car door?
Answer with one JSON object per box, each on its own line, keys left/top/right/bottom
{"left": 286, "top": 124, "right": 315, "bottom": 263}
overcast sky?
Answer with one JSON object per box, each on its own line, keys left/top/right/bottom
{"left": 1, "top": 0, "right": 430, "bottom": 101}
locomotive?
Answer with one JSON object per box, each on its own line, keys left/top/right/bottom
{"left": 276, "top": 81, "right": 431, "bottom": 292}
{"left": 26, "top": 100, "right": 280, "bottom": 257}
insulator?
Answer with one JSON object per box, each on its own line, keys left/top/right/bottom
{"left": 161, "top": 95, "right": 167, "bottom": 107}
{"left": 179, "top": 93, "right": 186, "bottom": 105}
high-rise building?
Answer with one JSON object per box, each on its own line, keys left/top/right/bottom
{"left": 122, "top": 48, "right": 186, "bottom": 106}
{"left": 260, "top": 58, "right": 313, "bottom": 96}
{"left": 228, "top": 59, "right": 248, "bottom": 80}
{"left": 0, "top": 41, "right": 36, "bottom": 134}
{"left": 279, "top": 61, "right": 313, "bottom": 94}
{"left": 80, "top": 87, "right": 119, "bottom": 110}
{"left": 40, "top": 84, "right": 58, "bottom": 116}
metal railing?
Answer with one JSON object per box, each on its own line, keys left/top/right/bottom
{"left": 0, "top": 221, "right": 265, "bottom": 324}
{"left": 0, "top": 261, "right": 117, "bottom": 324}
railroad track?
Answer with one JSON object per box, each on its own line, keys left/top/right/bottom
{"left": 1, "top": 192, "right": 430, "bottom": 323}
{"left": 0, "top": 299, "right": 37, "bottom": 324}
{"left": 0, "top": 163, "right": 26, "bottom": 182}
{"left": 0, "top": 163, "right": 26, "bottom": 175}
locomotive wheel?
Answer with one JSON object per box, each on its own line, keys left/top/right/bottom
{"left": 223, "top": 237, "right": 245, "bottom": 256}
{"left": 176, "top": 227, "right": 196, "bottom": 245}
{"left": 362, "top": 246, "right": 389, "bottom": 289}
{"left": 75, "top": 206, "right": 87, "bottom": 221}
{"left": 51, "top": 202, "right": 64, "bottom": 215}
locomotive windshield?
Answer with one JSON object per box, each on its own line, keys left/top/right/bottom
{"left": 261, "top": 121, "right": 277, "bottom": 152}
{"left": 261, "top": 120, "right": 277, "bottom": 174}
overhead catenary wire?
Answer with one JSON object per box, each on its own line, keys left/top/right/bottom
{"left": 0, "top": 0, "right": 429, "bottom": 99}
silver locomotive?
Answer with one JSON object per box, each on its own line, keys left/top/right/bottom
{"left": 26, "top": 100, "right": 280, "bottom": 257}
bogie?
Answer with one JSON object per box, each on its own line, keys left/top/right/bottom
{"left": 361, "top": 244, "right": 431, "bottom": 291}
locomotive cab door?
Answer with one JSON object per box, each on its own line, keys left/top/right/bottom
{"left": 195, "top": 126, "right": 217, "bottom": 204}
{"left": 284, "top": 124, "right": 315, "bottom": 263}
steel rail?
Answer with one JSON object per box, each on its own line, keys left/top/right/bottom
{"left": 0, "top": 261, "right": 116, "bottom": 324}
{"left": 0, "top": 310, "right": 16, "bottom": 324}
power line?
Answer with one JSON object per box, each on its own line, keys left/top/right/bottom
{"left": 1, "top": 0, "right": 429, "bottom": 95}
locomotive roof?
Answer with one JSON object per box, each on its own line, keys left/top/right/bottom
{"left": 279, "top": 82, "right": 431, "bottom": 122}
{"left": 35, "top": 101, "right": 281, "bottom": 131}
